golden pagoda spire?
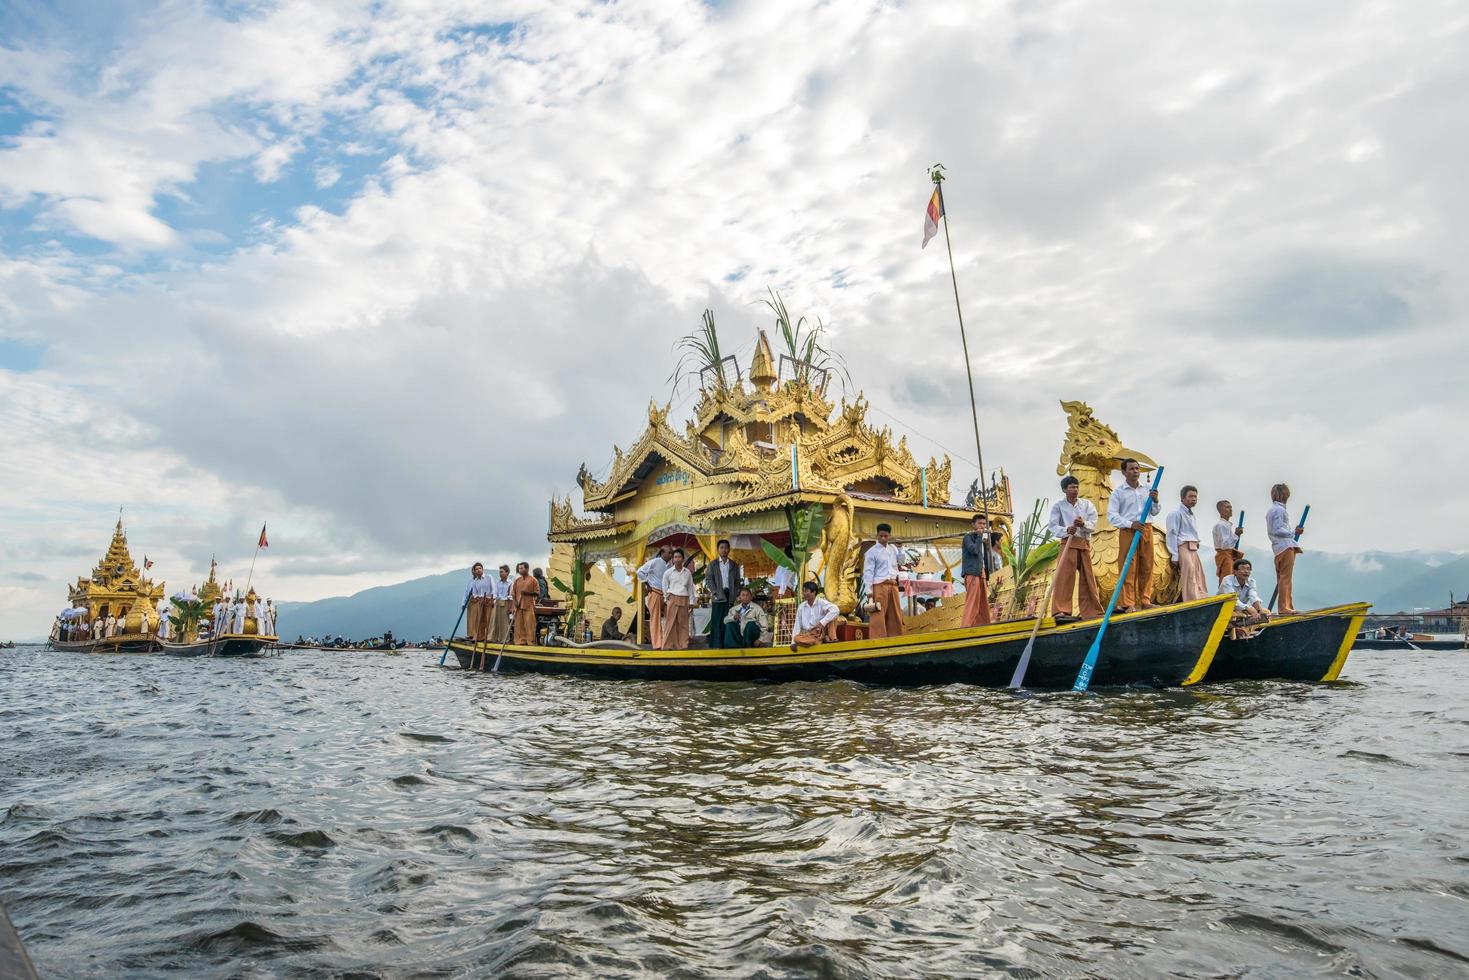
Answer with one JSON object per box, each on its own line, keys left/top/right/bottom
{"left": 749, "top": 330, "right": 777, "bottom": 391}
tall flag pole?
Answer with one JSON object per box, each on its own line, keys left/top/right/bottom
{"left": 925, "top": 164, "right": 990, "bottom": 532}
{"left": 243, "top": 523, "right": 268, "bottom": 596}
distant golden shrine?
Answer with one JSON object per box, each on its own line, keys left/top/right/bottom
{"left": 69, "top": 519, "right": 165, "bottom": 635}
{"left": 545, "top": 330, "right": 1014, "bottom": 632}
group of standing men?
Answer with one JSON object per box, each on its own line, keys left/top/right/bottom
{"left": 463, "top": 562, "right": 545, "bottom": 646}
{"left": 203, "top": 595, "right": 277, "bottom": 638}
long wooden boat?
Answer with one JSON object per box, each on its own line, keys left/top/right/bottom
{"left": 159, "top": 632, "right": 278, "bottom": 658}
{"left": 49, "top": 632, "right": 160, "bottom": 654}
{"left": 447, "top": 593, "right": 1234, "bottom": 688}
{"left": 1352, "top": 636, "right": 1465, "bottom": 651}
{"left": 1205, "top": 602, "right": 1370, "bottom": 683}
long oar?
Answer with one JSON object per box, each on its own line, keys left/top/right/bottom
{"left": 1267, "top": 504, "right": 1309, "bottom": 611}
{"left": 1072, "top": 466, "right": 1164, "bottom": 693}
{"left": 437, "top": 598, "right": 469, "bottom": 666}
{"left": 1008, "top": 533, "right": 1074, "bottom": 690}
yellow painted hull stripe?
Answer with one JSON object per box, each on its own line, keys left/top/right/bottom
{"left": 1181, "top": 596, "right": 1236, "bottom": 686}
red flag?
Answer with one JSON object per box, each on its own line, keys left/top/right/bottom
{"left": 258, "top": 523, "right": 269, "bottom": 549}
{"left": 143, "top": 555, "right": 153, "bottom": 570}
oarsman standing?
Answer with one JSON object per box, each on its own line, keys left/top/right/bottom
{"left": 705, "top": 539, "right": 742, "bottom": 648}
{"left": 1266, "top": 483, "right": 1304, "bottom": 615}
{"left": 104, "top": 612, "right": 117, "bottom": 638}
{"left": 659, "top": 548, "right": 696, "bottom": 651}
{"left": 510, "top": 562, "right": 540, "bottom": 645}
{"left": 232, "top": 597, "right": 247, "bottom": 635}
{"left": 960, "top": 513, "right": 996, "bottom": 627}
{"left": 211, "top": 598, "right": 226, "bottom": 637}
{"left": 1220, "top": 557, "right": 1271, "bottom": 637}
{"left": 264, "top": 599, "right": 275, "bottom": 636}
{"left": 1107, "top": 458, "right": 1161, "bottom": 612}
{"left": 791, "top": 581, "right": 841, "bottom": 649}
{"left": 1166, "top": 485, "right": 1208, "bottom": 602}
{"left": 636, "top": 545, "right": 673, "bottom": 647}
{"left": 490, "top": 565, "right": 512, "bottom": 642}
{"left": 1212, "top": 501, "right": 1243, "bottom": 588}
{"left": 862, "top": 523, "right": 904, "bottom": 639}
{"left": 463, "top": 562, "right": 494, "bottom": 643}
{"left": 1048, "top": 475, "right": 1104, "bottom": 622}
{"left": 722, "top": 587, "right": 769, "bottom": 648}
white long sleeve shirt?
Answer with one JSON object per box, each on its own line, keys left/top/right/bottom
{"left": 1213, "top": 519, "right": 1240, "bottom": 551}
{"left": 1266, "top": 502, "right": 1298, "bottom": 555}
{"left": 1220, "top": 573, "right": 1263, "bottom": 611}
{"left": 794, "top": 597, "right": 840, "bottom": 634}
{"left": 1048, "top": 498, "right": 1099, "bottom": 540}
{"left": 770, "top": 565, "right": 797, "bottom": 596}
{"left": 463, "top": 575, "right": 495, "bottom": 602}
{"left": 662, "top": 565, "right": 695, "bottom": 598}
{"left": 1165, "top": 505, "right": 1200, "bottom": 560}
{"left": 638, "top": 555, "right": 670, "bottom": 589}
{"left": 863, "top": 543, "right": 902, "bottom": 588}
{"left": 1108, "top": 482, "right": 1158, "bottom": 529}
{"left": 492, "top": 576, "right": 512, "bottom": 600}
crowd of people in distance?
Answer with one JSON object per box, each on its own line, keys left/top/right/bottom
{"left": 457, "top": 464, "right": 1308, "bottom": 651}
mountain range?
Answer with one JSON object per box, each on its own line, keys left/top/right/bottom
{"left": 273, "top": 549, "right": 1468, "bottom": 641}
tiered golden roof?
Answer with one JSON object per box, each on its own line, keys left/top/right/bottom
{"left": 69, "top": 518, "right": 165, "bottom": 634}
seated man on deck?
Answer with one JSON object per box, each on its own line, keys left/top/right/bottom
{"left": 792, "top": 581, "right": 841, "bottom": 650}
{"left": 600, "top": 606, "right": 626, "bottom": 641}
{"left": 1220, "top": 557, "right": 1271, "bottom": 638}
{"left": 723, "top": 587, "right": 769, "bottom": 648}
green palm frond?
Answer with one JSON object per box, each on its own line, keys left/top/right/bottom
{"left": 668, "top": 308, "right": 726, "bottom": 396}
{"left": 759, "top": 288, "right": 851, "bottom": 393}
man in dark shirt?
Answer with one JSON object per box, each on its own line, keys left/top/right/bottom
{"left": 705, "top": 539, "right": 742, "bottom": 648}
{"left": 600, "top": 606, "right": 626, "bottom": 641}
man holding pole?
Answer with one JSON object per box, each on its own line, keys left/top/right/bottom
{"left": 1108, "top": 459, "right": 1160, "bottom": 612}
{"left": 1048, "top": 476, "right": 1103, "bottom": 622}
{"left": 511, "top": 562, "right": 540, "bottom": 645}
{"left": 1267, "top": 483, "right": 1304, "bottom": 615}
{"left": 1212, "top": 501, "right": 1243, "bottom": 589}
{"left": 463, "top": 562, "right": 493, "bottom": 643}
{"left": 489, "top": 565, "right": 512, "bottom": 643}
{"left": 961, "top": 513, "right": 995, "bottom": 627}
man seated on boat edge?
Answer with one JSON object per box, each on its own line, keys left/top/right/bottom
{"left": 600, "top": 606, "right": 626, "bottom": 641}
{"left": 792, "top": 581, "right": 841, "bottom": 650}
{"left": 723, "top": 587, "right": 770, "bottom": 648}
{"left": 1220, "top": 557, "right": 1271, "bottom": 638}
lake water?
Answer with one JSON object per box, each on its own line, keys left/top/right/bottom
{"left": 2, "top": 646, "right": 1466, "bottom": 977}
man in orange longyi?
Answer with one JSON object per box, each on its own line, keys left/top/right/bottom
{"left": 960, "top": 513, "right": 996, "bottom": 627}
{"left": 510, "top": 561, "right": 540, "bottom": 645}
{"left": 659, "top": 548, "right": 696, "bottom": 651}
{"left": 1048, "top": 475, "right": 1104, "bottom": 622}
{"left": 1107, "top": 458, "right": 1160, "bottom": 612}
{"left": 1266, "top": 483, "right": 1304, "bottom": 615}
{"left": 636, "top": 545, "right": 672, "bottom": 647}
{"left": 863, "top": 523, "right": 904, "bottom": 639}
{"left": 463, "top": 562, "right": 493, "bottom": 642}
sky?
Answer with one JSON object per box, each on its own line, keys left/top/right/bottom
{"left": 1, "top": 0, "right": 1466, "bottom": 638}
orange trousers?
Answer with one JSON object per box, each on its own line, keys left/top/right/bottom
{"left": 1052, "top": 538, "right": 1104, "bottom": 619}
{"left": 1117, "top": 525, "right": 1155, "bottom": 610}
{"left": 869, "top": 581, "right": 903, "bottom": 638}
{"left": 961, "top": 574, "right": 990, "bottom": 627}
{"left": 1214, "top": 549, "right": 1240, "bottom": 586}
{"left": 1274, "top": 548, "right": 1298, "bottom": 612}
{"left": 644, "top": 588, "right": 664, "bottom": 647}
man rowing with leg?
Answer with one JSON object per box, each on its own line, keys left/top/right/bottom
{"left": 1048, "top": 475, "right": 1103, "bottom": 622}
{"left": 1107, "top": 458, "right": 1160, "bottom": 612}
{"left": 1212, "top": 500, "right": 1242, "bottom": 589}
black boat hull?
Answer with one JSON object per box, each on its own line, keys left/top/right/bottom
{"left": 1207, "top": 603, "right": 1369, "bottom": 683}
{"left": 159, "top": 634, "right": 277, "bottom": 658}
{"left": 49, "top": 634, "right": 159, "bottom": 654}
{"left": 449, "top": 594, "right": 1233, "bottom": 688}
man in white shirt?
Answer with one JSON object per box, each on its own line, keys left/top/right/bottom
{"left": 232, "top": 598, "right": 247, "bottom": 635}
{"left": 792, "top": 581, "right": 841, "bottom": 649}
{"left": 705, "top": 539, "right": 742, "bottom": 649}
{"left": 1212, "top": 500, "right": 1243, "bottom": 589}
{"left": 1220, "top": 557, "right": 1270, "bottom": 636}
{"left": 1166, "top": 485, "right": 1208, "bottom": 603}
{"left": 104, "top": 613, "right": 117, "bottom": 638}
{"left": 489, "top": 565, "right": 513, "bottom": 642}
{"left": 862, "top": 523, "right": 905, "bottom": 639}
{"left": 723, "top": 586, "right": 769, "bottom": 648}
{"left": 1106, "top": 458, "right": 1161, "bottom": 612}
{"left": 463, "top": 562, "right": 494, "bottom": 642}
{"left": 92, "top": 616, "right": 104, "bottom": 640}
{"left": 1266, "top": 483, "right": 1304, "bottom": 615}
{"left": 1048, "top": 475, "right": 1104, "bottom": 621}
{"left": 637, "top": 545, "right": 673, "bottom": 647}
{"left": 659, "top": 548, "right": 696, "bottom": 650}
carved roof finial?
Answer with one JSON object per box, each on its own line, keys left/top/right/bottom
{"left": 750, "top": 330, "right": 777, "bottom": 391}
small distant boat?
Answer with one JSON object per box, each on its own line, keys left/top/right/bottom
{"left": 1352, "top": 633, "right": 1465, "bottom": 651}
{"left": 448, "top": 594, "right": 1234, "bottom": 688}
{"left": 50, "top": 633, "right": 160, "bottom": 655}
{"left": 1206, "top": 602, "right": 1370, "bottom": 683}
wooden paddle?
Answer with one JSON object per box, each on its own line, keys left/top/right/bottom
{"left": 1072, "top": 465, "right": 1164, "bottom": 693}
{"left": 1007, "top": 533, "right": 1073, "bottom": 691}
{"left": 437, "top": 598, "right": 469, "bottom": 666}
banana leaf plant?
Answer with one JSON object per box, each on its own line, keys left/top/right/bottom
{"left": 1001, "top": 498, "right": 1059, "bottom": 615}
{"left": 759, "top": 502, "right": 826, "bottom": 587}
{"left": 760, "top": 288, "right": 851, "bottom": 393}
{"left": 168, "top": 597, "right": 210, "bottom": 642}
{"left": 551, "top": 549, "right": 596, "bottom": 634}
{"left": 668, "top": 308, "right": 727, "bottom": 397}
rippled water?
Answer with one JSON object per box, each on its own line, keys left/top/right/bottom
{"left": 2, "top": 646, "right": 1466, "bottom": 978}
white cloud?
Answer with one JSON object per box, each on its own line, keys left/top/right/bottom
{"left": 1, "top": 0, "right": 1467, "bottom": 637}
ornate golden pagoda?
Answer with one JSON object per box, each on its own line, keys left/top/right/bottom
{"left": 68, "top": 518, "right": 166, "bottom": 635}
{"left": 196, "top": 557, "right": 223, "bottom": 606}
{"left": 547, "top": 329, "right": 1014, "bottom": 625}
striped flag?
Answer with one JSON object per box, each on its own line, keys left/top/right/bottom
{"left": 258, "top": 523, "right": 269, "bottom": 549}
{"left": 921, "top": 188, "right": 943, "bottom": 248}
{"left": 143, "top": 555, "right": 153, "bottom": 570}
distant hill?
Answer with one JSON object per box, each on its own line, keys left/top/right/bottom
{"left": 273, "top": 549, "right": 1469, "bottom": 639}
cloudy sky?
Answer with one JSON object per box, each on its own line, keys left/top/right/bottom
{"left": 1, "top": 0, "right": 1465, "bottom": 637}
